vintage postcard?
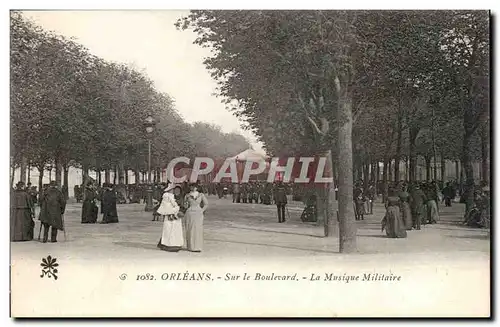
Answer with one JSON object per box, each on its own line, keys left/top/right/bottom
{"left": 9, "top": 8, "right": 491, "bottom": 318}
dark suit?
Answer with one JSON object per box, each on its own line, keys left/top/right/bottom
{"left": 274, "top": 184, "right": 288, "bottom": 223}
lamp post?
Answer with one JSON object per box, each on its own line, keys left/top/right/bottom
{"left": 144, "top": 115, "right": 155, "bottom": 212}
{"left": 47, "top": 164, "right": 53, "bottom": 182}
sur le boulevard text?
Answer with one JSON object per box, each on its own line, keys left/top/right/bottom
{"left": 120, "top": 272, "right": 402, "bottom": 282}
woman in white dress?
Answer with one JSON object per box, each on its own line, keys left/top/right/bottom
{"left": 156, "top": 184, "right": 183, "bottom": 252}
{"left": 184, "top": 183, "right": 209, "bottom": 252}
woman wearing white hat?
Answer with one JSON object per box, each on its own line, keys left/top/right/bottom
{"left": 156, "top": 183, "right": 183, "bottom": 252}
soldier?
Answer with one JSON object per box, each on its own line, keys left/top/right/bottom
{"left": 274, "top": 181, "right": 288, "bottom": 223}
{"left": 38, "top": 181, "right": 66, "bottom": 243}
{"left": 241, "top": 183, "right": 248, "bottom": 203}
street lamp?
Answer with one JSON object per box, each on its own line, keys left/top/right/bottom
{"left": 46, "top": 164, "right": 53, "bottom": 182}
{"left": 144, "top": 115, "right": 155, "bottom": 212}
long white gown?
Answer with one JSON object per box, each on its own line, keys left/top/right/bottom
{"left": 157, "top": 192, "right": 183, "bottom": 252}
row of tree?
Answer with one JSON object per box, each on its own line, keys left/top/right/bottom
{"left": 10, "top": 12, "right": 250, "bottom": 193}
{"left": 178, "top": 10, "right": 490, "bottom": 252}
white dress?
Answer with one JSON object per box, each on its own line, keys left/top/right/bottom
{"left": 157, "top": 192, "right": 183, "bottom": 252}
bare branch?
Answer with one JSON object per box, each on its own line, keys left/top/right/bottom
{"left": 306, "top": 115, "right": 324, "bottom": 136}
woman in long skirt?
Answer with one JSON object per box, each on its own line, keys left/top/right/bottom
{"left": 382, "top": 189, "right": 407, "bottom": 238}
{"left": 101, "top": 184, "right": 119, "bottom": 224}
{"left": 81, "top": 183, "right": 98, "bottom": 223}
{"left": 184, "top": 183, "right": 209, "bottom": 252}
{"left": 157, "top": 184, "right": 183, "bottom": 252}
{"left": 398, "top": 186, "right": 413, "bottom": 230}
{"left": 11, "top": 181, "right": 35, "bottom": 242}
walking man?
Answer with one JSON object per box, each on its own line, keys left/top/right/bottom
{"left": 273, "top": 181, "right": 288, "bottom": 223}
{"left": 39, "top": 181, "right": 66, "bottom": 243}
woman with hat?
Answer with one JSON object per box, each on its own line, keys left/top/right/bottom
{"left": 184, "top": 182, "right": 208, "bottom": 252}
{"left": 381, "top": 188, "right": 407, "bottom": 238}
{"left": 10, "top": 181, "right": 35, "bottom": 241}
{"left": 157, "top": 183, "right": 183, "bottom": 252}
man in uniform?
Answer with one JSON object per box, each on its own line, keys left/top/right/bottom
{"left": 274, "top": 181, "right": 288, "bottom": 223}
{"left": 39, "top": 181, "right": 66, "bottom": 243}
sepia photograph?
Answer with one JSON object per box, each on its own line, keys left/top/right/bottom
{"left": 8, "top": 6, "right": 491, "bottom": 318}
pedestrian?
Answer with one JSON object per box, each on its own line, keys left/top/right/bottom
{"left": 300, "top": 191, "right": 317, "bottom": 222}
{"left": 184, "top": 182, "right": 209, "bottom": 252}
{"left": 38, "top": 181, "right": 66, "bottom": 243}
{"left": 442, "top": 182, "right": 454, "bottom": 207}
{"left": 398, "top": 185, "right": 413, "bottom": 230}
{"left": 81, "top": 181, "right": 98, "bottom": 223}
{"left": 157, "top": 183, "right": 183, "bottom": 252}
{"left": 366, "top": 183, "right": 376, "bottom": 214}
{"left": 11, "top": 181, "right": 35, "bottom": 242}
{"left": 354, "top": 193, "right": 366, "bottom": 221}
{"left": 381, "top": 188, "right": 407, "bottom": 238}
{"left": 273, "top": 181, "right": 288, "bottom": 223}
{"left": 426, "top": 182, "right": 440, "bottom": 224}
{"left": 410, "top": 184, "right": 427, "bottom": 230}
{"left": 101, "top": 183, "right": 119, "bottom": 224}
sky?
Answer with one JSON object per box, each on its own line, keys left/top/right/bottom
{"left": 21, "top": 10, "right": 264, "bottom": 153}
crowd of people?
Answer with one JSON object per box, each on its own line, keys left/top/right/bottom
{"left": 10, "top": 177, "right": 490, "bottom": 245}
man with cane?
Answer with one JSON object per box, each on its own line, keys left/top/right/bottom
{"left": 38, "top": 181, "right": 66, "bottom": 243}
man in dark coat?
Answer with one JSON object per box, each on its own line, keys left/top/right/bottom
{"left": 442, "top": 182, "right": 454, "bottom": 207}
{"left": 39, "top": 181, "right": 66, "bottom": 243}
{"left": 410, "top": 184, "right": 427, "bottom": 230}
{"left": 101, "top": 183, "right": 119, "bottom": 223}
{"left": 11, "top": 181, "right": 35, "bottom": 241}
{"left": 274, "top": 181, "right": 288, "bottom": 223}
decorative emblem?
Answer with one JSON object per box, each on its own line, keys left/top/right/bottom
{"left": 40, "top": 255, "right": 58, "bottom": 280}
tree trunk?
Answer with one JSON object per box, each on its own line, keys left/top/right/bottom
{"left": 114, "top": 166, "right": 118, "bottom": 184}
{"left": 105, "top": 169, "right": 111, "bottom": 184}
{"left": 97, "top": 170, "right": 102, "bottom": 186}
{"left": 27, "top": 163, "right": 31, "bottom": 185}
{"left": 409, "top": 127, "right": 419, "bottom": 183}
{"left": 388, "top": 160, "right": 392, "bottom": 182}
{"left": 395, "top": 110, "right": 402, "bottom": 182}
{"left": 337, "top": 89, "right": 356, "bottom": 253}
{"left": 316, "top": 186, "right": 326, "bottom": 227}
{"left": 324, "top": 149, "right": 337, "bottom": 237}
{"left": 440, "top": 156, "right": 446, "bottom": 182}
{"left": 82, "top": 163, "right": 90, "bottom": 186}
{"left": 376, "top": 162, "right": 380, "bottom": 185}
{"left": 55, "top": 157, "right": 62, "bottom": 187}
{"left": 425, "top": 156, "right": 431, "bottom": 181}
{"left": 125, "top": 169, "right": 129, "bottom": 185}
{"left": 20, "top": 155, "right": 27, "bottom": 184}
{"left": 455, "top": 160, "right": 460, "bottom": 180}
{"left": 135, "top": 168, "right": 140, "bottom": 185}
{"left": 63, "top": 164, "right": 69, "bottom": 199}
{"left": 10, "top": 164, "right": 15, "bottom": 188}
{"left": 481, "top": 124, "right": 489, "bottom": 184}
{"left": 405, "top": 157, "right": 409, "bottom": 181}
{"left": 463, "top": 130, "right": 475, "bottom": 213}
{"left": 370, "top": 162, "right": 375, "bottom": 182}
{"left": 382, "top": 157, "right": 388, "bottom": 203}
{"left": 37, "top": 165, "right": 44, "bottom": 198}
{"left": 431, "top": 105, "right": 438, "bottom": 182}
{"left": 118, "top": 161, "right": 125, "bottom": 184}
